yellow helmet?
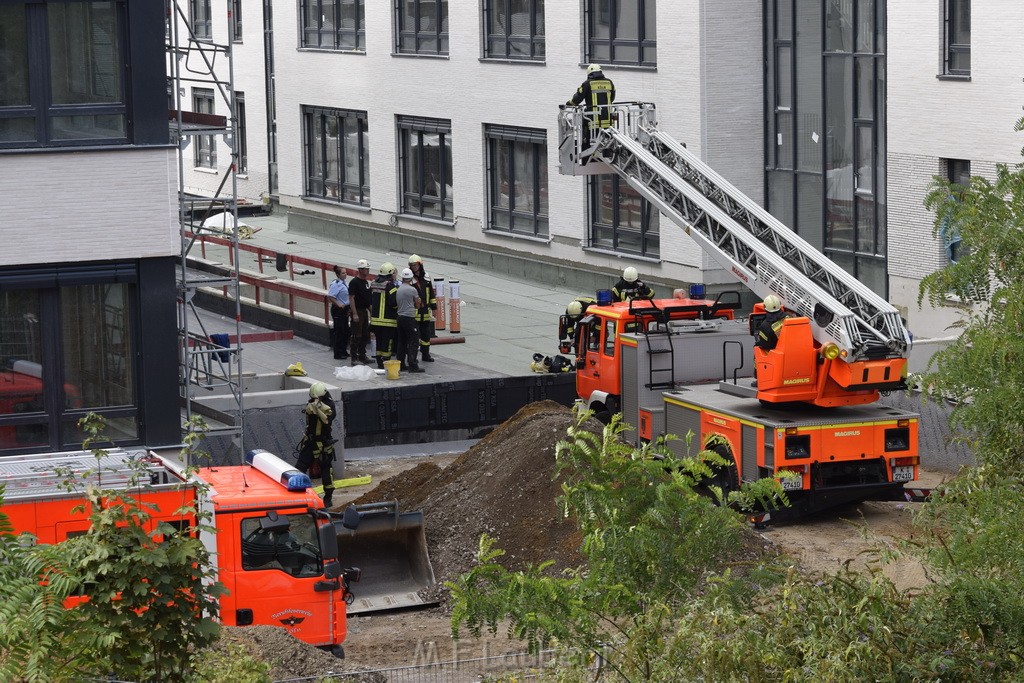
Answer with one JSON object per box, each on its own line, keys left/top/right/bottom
{"left": 379, "top": 262, "right": 396, "bottom": 276}
{"left": 623, "top": 266, "right": 639, "bottom": 283}
{"left": 763, "top": 294, "right": 782, "bottom": 313}
{"left": 309, "top": 382, "right": 327, "bottom": 398}
{"left": 567, "top": 300, "right": 584, "bottom": 317}
{"left": 408, "top": 254, "right": 423, "bottom": 265}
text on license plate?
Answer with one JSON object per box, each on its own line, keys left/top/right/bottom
{"left": 892, "top": 466, "right": 914, "bottom": 483}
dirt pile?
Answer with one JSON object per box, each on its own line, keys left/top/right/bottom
{"left": 352, "top": 400, "right": 591, "bottom": 591}
{"left": 213, "top": 626, "right": 385, "bottom": 681}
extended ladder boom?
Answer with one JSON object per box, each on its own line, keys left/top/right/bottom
{"left": 557, "top": 102, "right": 910, "bottom": 362}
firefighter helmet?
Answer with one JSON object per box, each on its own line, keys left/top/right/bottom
{"left": 567, "top": 300, "right": 584, "bottom": 317}
{"left": 408, "top": 254, "right": 423, "bottom": 265}
{"left": 587, "top": 64, "right": 602, "bottom": 74}
{"left": 763, "top": 294, "right": 782, "bottom": 313}
{"left": 379, "top": 262, "right": 396, "bottom": 276}
{"left": 623, "top": 266, "right": 639, "bottom": 283}
{"left": 309, "top": 382, "right": 327, "bottom": 398}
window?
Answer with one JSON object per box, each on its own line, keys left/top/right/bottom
{"left": 943, "top": 0, "right": 970, "bottom": 76}
{"left": 483, "top": 0, "right": 544, "bottom": 60}
{"left": 236, "top": 93, "right": 247, "bottom": 175}
{"left": 300, "top": 0, "right": 365, "bottom": 50}
{"left": 589, "top": 174, "right": 659, "bottom": 257}
{"left": 303, "top": 106, "right": 370, "bottom": 205}
{"left": 190, "top": 0, "right": 212, "bottom": 40}
{"left": 398, "top": 116, "right": 453, "bottom": 220}
{"left": 485, "top": 125, "right": 548, "bottom": 237}
{"left": 586, "top": 0, "right": 656, "bottom": 67}
{"left": 395, "top": 0, "right": 448, "bottom": 55}
{"left": 941, "top": 159, "right": 970, "bottom": 263}
{"left": 240, "top": 513, "right": 323, "bottom": 577}
{"left": 0, "top": 280, "right": 138, "bottom": 453}
{"left": 193, "top": 88, "right": 216, "bottom": 169}
{"left": 231, "top": 0, "right": 242, "bottom": 41}
{"left": 0, "top": 2, "right": 128, "bottom": 148}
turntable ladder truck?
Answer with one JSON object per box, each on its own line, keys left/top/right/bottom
{"left": 558, "top": 102, "right": 922, "bottom": 517}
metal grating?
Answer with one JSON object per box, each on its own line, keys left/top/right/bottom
{"left": 741, "top": 424, "right": 759, "bottom": 482}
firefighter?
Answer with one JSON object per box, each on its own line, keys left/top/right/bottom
{"left": 611, "top": 266, "right": 654, "bottom": 301}
{"left": 567, "top": 64, "right": 616, "bottom": 161}
{"left": 407, "top": 254, "right": 436, "bottom": 362}
{"left": 754, "top": 294, "right": 791, "bottom": 352}
{"left": 296, "top": 382, "right": 337, "bottom": 507}
{"left": 562, "top": 296, "right": 596, "bottom": 350}
{"left": 370, "top": 262, "right": 399, "bottom": 368}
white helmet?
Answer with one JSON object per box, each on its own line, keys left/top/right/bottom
{"left": 400, "top": 267, "right": 414, "bottom": 280}
{"left": 623, "top": 266, "right": 639, "bottom": 283}
{"left": 763, "top": 294, "right": 782, "bottom": 313}
{"left": 379, "top": 262, "right": 396, "bottom": 276}
{"left": 567, "top": 300, "right": 583, "bottom": 317}
{"left": 356, "top": 259, "right": 370, "bottom": 269}
{"left": 586, "top": 64, "right": 602, "bottom": 74}
{"left": 408, "top": 254, "right": 423, "bottom": 265}
{"left": 309, "top": 382, "right": 327, "bottom": 398}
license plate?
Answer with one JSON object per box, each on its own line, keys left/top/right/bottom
{"left": 892, "top": 466, "right": 914, "bottom": 483}
{"left": 780, "top": 475, "right": 803, "bottom": 491}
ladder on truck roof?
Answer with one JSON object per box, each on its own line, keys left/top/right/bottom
{"left": 0, "top": 450, "right": 180, "bottom": 502}
{"left": 557, "top": 102, "right": 911, "bottom": 363}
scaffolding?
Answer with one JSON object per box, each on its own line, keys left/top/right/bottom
{"left": 167, "top": 1, "right": 244, "bottom": 461}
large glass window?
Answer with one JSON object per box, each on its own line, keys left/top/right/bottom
{"left": 0, "top": 281, "right": 138, "bottom": 453}
{"left": 303, "top": 107, "right": 370, "bottom": 206}
{"left": 483, "top": 0, "right": 545, "bottom": 60}
{"left": 586, "top": 0, "right": 656, "bottom": 67}
{"left": 300, "top": 0, "right": 365, "bottom": 51}
{"left": 190, "top": 0, "right": 212, "bottom": 40}
{"left": 395, "top": 0, "right": 448, "bottom": 55}
{"left": 0, "top": 2, "right": 127, "bottom": 148}
{"left": 486, "top": 125, "right": 548, "bottom": 237}
{"left": 943, "top": 0, "right": 970, "bottom": 76}
{"left": 240, "top": 513, "right": 323, "bottom": 577}
{"left": 941, "top": 159, "right": 970, "bottom": 263}
{"left": 193, "top": 88, "right": 216, "bottom": 169}
{"left": 398, "top": 116, "right": 453, "bottom": 220}
{"left": 589, "top": 174, "right": 659, "bottom": 258}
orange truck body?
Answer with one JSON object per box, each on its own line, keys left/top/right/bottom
{"left": 574, "top": 298, "right": 921, "bottom": 518}
{"left": 0, "top": 448, "right": 351, "bottom": 651}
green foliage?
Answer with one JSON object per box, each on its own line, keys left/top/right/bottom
{"left": 191, "top": 642, "right": 272, "bottom": 682}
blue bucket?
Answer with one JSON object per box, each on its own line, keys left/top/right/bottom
{"left": 596, "top": 289, "right": 613, "bottom": 306}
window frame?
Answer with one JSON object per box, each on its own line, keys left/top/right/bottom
{"left": 397, "top": 115, "right": 453, "bottom": 221}
{"left": 193, "top": 88, "right": 216, "bottom": 169}
{"left": 299, "top": 0, "right": 366, "bottom": 51}
{"left": 588, "top": 174, "right": 660, "bottom": 258}
{"left": 394, "top": 0, "right": 449, "bottom": 56}
{"left": 584, "top": 0, "right": 656, "bottom": 68}
{"left": 481, "top": 0, "right": 545, "bottom": 61}
{"left": 942, "top": 0, "right": 970, "bottom": 77}
{"left": 302, "top": 106, "right": 371, "bottom": 206}
{"left": 235, "top": 93, "right": 247, "bottom": 175}
{"left": 941, "top": 158, "right": 970, "bottom": 263}
{"left": 485, "top": 125, "right": 548, "bottom": 238}
{"left": 231, "top": 0, "right": 242, "bottom": 42}
{"left": 190, "top": 0, "right": 212, "bottom": 41}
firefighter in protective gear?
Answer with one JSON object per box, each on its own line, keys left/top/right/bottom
{"left": 560, "top": 295, "right": 597, "bottom": 353}
{"left": 611, "top": 266, "right": 654, "bottom": 301}
{"left": 567, "top": 64, "right": 616, "bottom": 161}
{"left": 754, "top": 294, "right": 790, "bottom": 352}
{"left": 370, "top": 263, "right": 399, "bottom": 368}
{"left": 407, "top": 254, "right": 436, "bottom": 362}
{"left": 295, "top": 382, "right": 337, "bottom": 507}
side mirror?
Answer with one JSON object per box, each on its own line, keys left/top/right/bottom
{"left": 557, "top": 314, "right": 569, "bottom": 342}
{"left": 323, "top": 560, "right": 342, "bottom": 579}
{"left": 318, "top": 521, "right": 339, "bottom": 561}
{"left": 342, "top": 505, "right": 361, "bottom": 530}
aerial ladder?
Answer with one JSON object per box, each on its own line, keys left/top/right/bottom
{"left": 558, "top": 102, "right": 912, "bottom": 408}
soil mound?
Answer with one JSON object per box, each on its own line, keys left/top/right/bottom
{"left": 352, "top": 400, "right": 591, "bottom": 589}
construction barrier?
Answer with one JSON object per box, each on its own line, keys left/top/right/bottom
{"left": 448, "top": 280, "right": 461, "bottom": 333}
{"left": 434, "top": 278, "right": 446, "bottom": 330}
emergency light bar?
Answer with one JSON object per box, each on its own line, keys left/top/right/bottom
{"left": 245, "top": 449, "right": 311, "bottom": 492}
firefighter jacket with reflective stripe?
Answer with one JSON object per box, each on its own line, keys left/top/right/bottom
{"left": 611, "top": 278, "right": 654, "bottom": 302}
{"left": 570, "top": 72, "right": 616, "bottom": 129}
{"left": 411, "top": 271, "right": 435, "bottom": 323}
{"left": 369, "top": 276, "right": 398, "bottom": 328}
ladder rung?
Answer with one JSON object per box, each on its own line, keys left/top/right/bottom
{"left": 647, "top": 348, "right": 673, "bottom": 354}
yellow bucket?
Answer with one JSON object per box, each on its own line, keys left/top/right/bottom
{"left": 383, "top": 359, "right": 401, "bottom": 380}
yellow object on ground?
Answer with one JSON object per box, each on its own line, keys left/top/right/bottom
{"left": 313, "top": 475, "right": 373, "bottom": 494}
{"left": 285, "top": 361, "right": 306, "bottom": 376}
{"left": 383, "top": 359, "right": 401, "bottom": 380}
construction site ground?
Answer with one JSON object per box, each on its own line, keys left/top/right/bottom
{"left": 220, "top": 402, "right": 952, "bottom": 680}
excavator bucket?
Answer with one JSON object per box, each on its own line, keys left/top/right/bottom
{"left": 333, "top": 501, "right": 436, "bottom": 614}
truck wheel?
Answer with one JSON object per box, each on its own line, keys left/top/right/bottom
{"left": 702, "top": 445, "right": 740, "bottom": 504}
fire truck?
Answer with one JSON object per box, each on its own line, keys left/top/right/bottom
{"left": 0, "top": 448, "right": 362, "bottom": 656}
{"left": 557, "top": 102, "right": 922, "bottom": 519}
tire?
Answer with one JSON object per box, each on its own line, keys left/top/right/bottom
{"left": 701, "top": 444, "right": 740, "bottom": 504}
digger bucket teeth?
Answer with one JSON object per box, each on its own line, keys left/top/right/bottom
{"left": 333, "top": 501, "right": 436, "bottom": 614}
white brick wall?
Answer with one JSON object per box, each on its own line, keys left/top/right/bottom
{"left": 0, "top": 148, "right": 179, "bottom": 266}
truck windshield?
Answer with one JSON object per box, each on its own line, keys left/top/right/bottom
{"left": 240, "top": 513, "right": 322, "bottom": 578}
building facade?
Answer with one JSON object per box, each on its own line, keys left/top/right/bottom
{"left": 0, "top": 1, "right": 180, "bottom": 455}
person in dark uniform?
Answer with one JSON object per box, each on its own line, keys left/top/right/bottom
{"left": 560, "top": 296, "right": 597, "bottom": 353}
{"left": 348, "top": 259, "right": 373, "bottom": 364}
{"left": 369, "top": 262, "right": 399, "bottom": 369}
{"left": 611, "top": 266, "right": 654, "bottom": 302}
{"left": 326, "top": 266, "right": 351, "bottom": 360}
{"left": 295, "top": 382, "right": 337, "bottom": 507}
{"left": 407, "top": 254, "right": 436, "bottom": 363}
{"left": 754, "top": 294, "right": 790, "bottom": 351}
{"left": 567, "top": 64, "right": 616, "bottom": 161}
